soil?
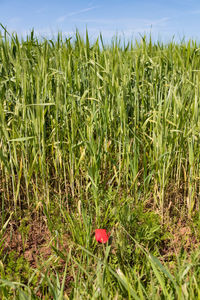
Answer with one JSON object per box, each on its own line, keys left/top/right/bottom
{"left": 2, "top": 215, "right": 73, "bottom": 296}
{"left": 160, "top": 217, "right": 199, "bottom": 264}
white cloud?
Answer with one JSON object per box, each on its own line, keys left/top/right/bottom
{"left": 57, "top": 16, "right": 66, "bottom": 23}
{"left": 35, "top": 8, "right": 46, "bottom": 14}
{"left": 71, "top": 17, "right": 169, "bottom": 26}
{"left": 68, "top": 6, "right": 99, "bottom": 17}
{"left": 67, "top": 16, "right": 170, "bottom": 39}
{"left": 189, "top": 9, "right": 200, "bottom": 15}
{"left": 56, "top": 6, "right": 99, "bottom": 23}
{"left": 145, "top": 17, "right": 170, "bottom": 28}
{"left": 8, "top": 17, "right": 21, "bottom": 24}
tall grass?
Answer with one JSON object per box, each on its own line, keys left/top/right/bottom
{"left": 1, "top": 28, "right": 200, "bottom": 218}
{"left": 1, "top": 28, "right": 200, "bottom": 298}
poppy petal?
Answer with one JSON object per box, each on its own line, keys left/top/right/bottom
{"left": 95, "top": 229, "right": 110, "bottom": 243}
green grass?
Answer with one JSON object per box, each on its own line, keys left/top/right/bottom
{"left": 0, "top": 26, "right": 200, "bottom": 298}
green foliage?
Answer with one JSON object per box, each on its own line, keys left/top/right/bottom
{"left": 1, "top": 28, "right": 200, "bottom": 299}
{"left": 1, "top": 28, "right": 200, "bottom": 217}
{"left": 18, "top": 216, "right": 31, "bottom": 251}
{"left": 101, "top": 203, "right": 164, "bottom": 286}
{"left": 1, "top": 251, "right": 37, "bottom": 286}
{"left": 120, "top": 205, "right": 162, "bottom": 248}
{"left": 191, "top": 211, "right": 200, "bottom": 239}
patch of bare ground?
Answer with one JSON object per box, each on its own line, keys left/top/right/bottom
{"left": 144, "top": 184, "right": 199, "bottom": 258}
{"left": 4, "top": 217, "right": 51, "bottom": 267}
{"left": 160, "top": 217, "right": 199, "bottom": 265}
{"left": 2, "top": 215, "right": 73, "bottom": 295}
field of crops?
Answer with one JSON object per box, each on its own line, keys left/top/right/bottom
{"left": 1, "top": 28, "right": 200, "bottom": 299}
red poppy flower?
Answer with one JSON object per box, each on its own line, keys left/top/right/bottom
{"left": 95, "top": 229, "right": 110, "bottom": 244}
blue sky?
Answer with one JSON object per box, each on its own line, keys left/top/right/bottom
{"left": 1, "top": 0, "right": 200, "bottom": 42}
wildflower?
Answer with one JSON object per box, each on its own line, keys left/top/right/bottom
{"left": 95, "top": 229, "right": 110, "bottom": 244}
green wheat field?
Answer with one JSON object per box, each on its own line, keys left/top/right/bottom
{"left": 1, "top": 25, "right": 200, "bottom": 299}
